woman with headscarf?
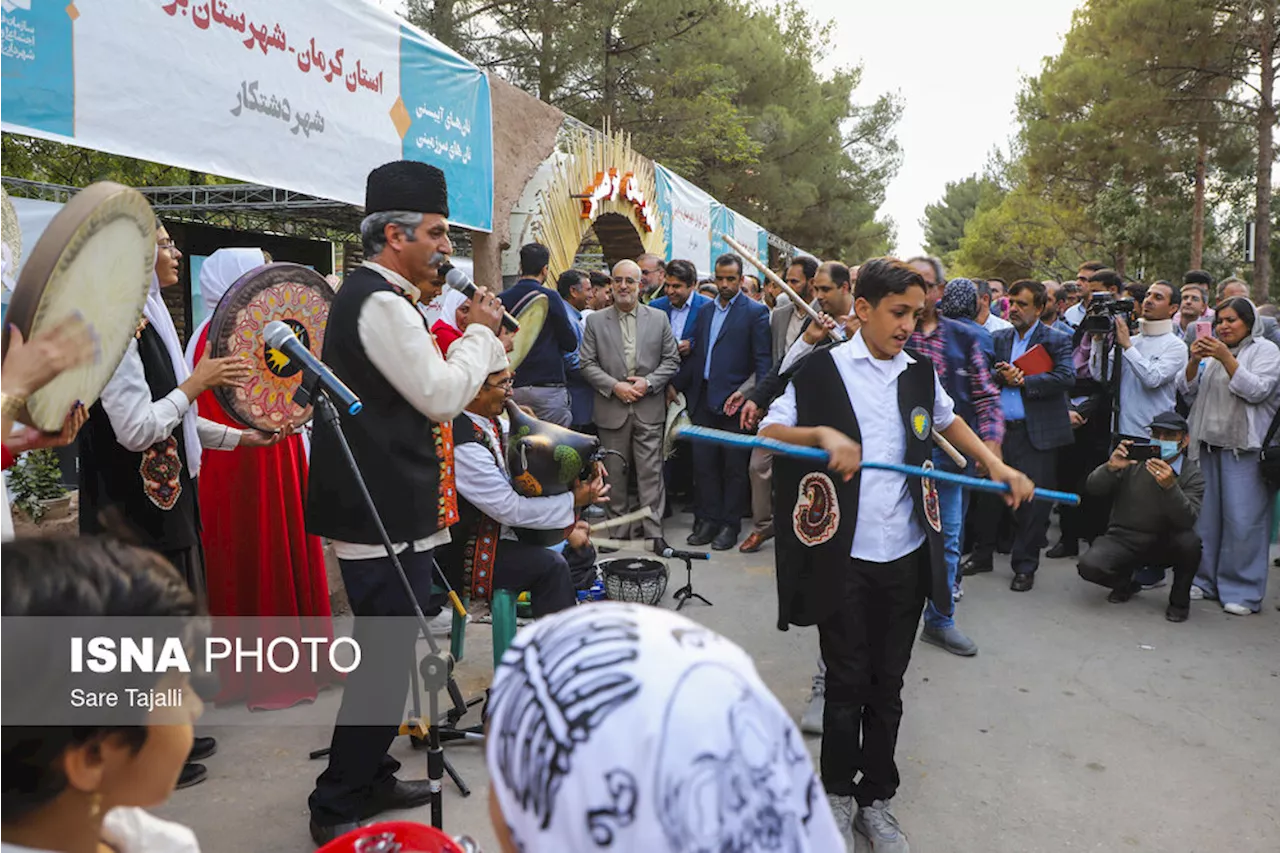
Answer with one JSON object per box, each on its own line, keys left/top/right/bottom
{"left": 428, "top": 286, "right": 471, "bottom": 354}
{"left": 184, "top": 248, "right": 337, "bottom": 710}
{"left": 485, "top": 603, "right": 845, "bottom": 851}
{"left": 1178, "top": 296, "right": 1280, "bottom": 615}
{"left": 78, "top": 225, "right": 281, "bottom": 788}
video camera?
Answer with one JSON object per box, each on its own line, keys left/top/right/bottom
{"left": 1079, "top": 292, "right": 1137, "bottom": 334}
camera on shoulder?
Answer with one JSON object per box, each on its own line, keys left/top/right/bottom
{"left": 1080, "top": 292, "right": 1137, "bottom": 334}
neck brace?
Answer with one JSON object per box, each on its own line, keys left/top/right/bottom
{"left": 1138, "top": 318, "right": 1173, "bottom": 337}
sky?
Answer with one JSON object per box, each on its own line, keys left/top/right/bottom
{"left": 372, "top": 0, "right": 1086, "bottom": 257}
{"left": 805, "top": 0, "right": 1084, "bottom": 256}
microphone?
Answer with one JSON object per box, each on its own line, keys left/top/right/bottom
{"left": 440, "top": 263, "right": 520, "bottom": 333}
{"left": 659, "top": 547, "right": 709, "bottom": 561}
{"left": 263, "top": 320, "right": 363, "bottom": 416}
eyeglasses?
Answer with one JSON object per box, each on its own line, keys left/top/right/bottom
{"left": 612, "top": 276, "right": 639, "bottom": 285}
{"left": 485, "top": 377, "right": 515, "bottom": 390}
{"left": 158, "top": 239, "right": 179, "bottom": 255}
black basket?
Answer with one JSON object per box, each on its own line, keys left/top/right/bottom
{"left": 599, "top": 557, "right": 668, "bottom": 606}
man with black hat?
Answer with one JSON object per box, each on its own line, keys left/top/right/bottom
{"left": 305, "top": 160, "right": 507, "bottom": 844}
{"left": 1076, "top": 410, "right": 1203, "bottom": 622}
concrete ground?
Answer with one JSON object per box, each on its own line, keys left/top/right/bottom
{"left": 156, "top": 513, "right": 1280, "bottom": 852}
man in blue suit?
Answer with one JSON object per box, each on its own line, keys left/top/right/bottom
{"left": 649, "top": 258, "right": 710, "bottom": 358}
{"left": 674, "top": 253, "right": 771, "bottom": 550}
{"left": 989, "top": 279, "right": 1075, "bottom": 592}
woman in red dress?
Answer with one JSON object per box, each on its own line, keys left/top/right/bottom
{"left": 185, "top": 249, "right": 336, "bottom": 710}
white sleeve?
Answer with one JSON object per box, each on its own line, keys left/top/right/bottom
{"left": 933, "top": 369, "right": 956, "bottom": 431}
{"left": 197, "top": 417, "right": 242, "bottom": 450}
{"left": 358, "top": 293, "right": 508, "bottom": 423}
{"left": 454, "top": 443, "right": 576, "bottom": 530}
{"left": 758, "top": 382, "right": 798, "bottom": 429}
{"left": 779, "top": 338, "right": 815, "bottom": 373}
{"left": 99, "top": 341, "right": 190, "bottom": 452}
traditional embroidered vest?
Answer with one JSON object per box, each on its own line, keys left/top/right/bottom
{"left": 435, "top": 413, "right": 504, "bottom": 603}
{"left": 306, "top": 266, "right": 458, "bottom": 544}
{"left": 773, "top": 346, "right": 949, "bottom": 630}
{"left": 79, "top": 324, "right": 200, "bottom": 551}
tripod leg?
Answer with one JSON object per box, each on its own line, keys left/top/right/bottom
{"left": 441, "top": 753, "right": 472, "bottom": 797}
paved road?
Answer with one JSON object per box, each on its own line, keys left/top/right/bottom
{"left": 156, "top": 515, "right": 1280, "bottom": 852}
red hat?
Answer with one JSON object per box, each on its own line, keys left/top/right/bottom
{"left": 316, "top": 821, "right": 467, "bottom": 853}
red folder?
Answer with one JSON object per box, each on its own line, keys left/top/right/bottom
{"left": 1013, "top": 344, "right": 1052, "bottom": 376}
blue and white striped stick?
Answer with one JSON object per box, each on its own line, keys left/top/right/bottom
{"left": 676, "top": 425, "right": 1081, "bottom": 506}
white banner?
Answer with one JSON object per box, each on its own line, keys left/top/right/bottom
{"left": 655, "top": 163, "right": 712, "bottom": 276}
{"left": 2, "top": 0, "right": 494, "bottom": 231}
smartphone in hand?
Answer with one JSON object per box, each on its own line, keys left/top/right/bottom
{"left": 1194, "top": 319, "right": 1213, "bottom": 340}
{"left": 1127, "top": 443, "right": 1161, "bottom": 461}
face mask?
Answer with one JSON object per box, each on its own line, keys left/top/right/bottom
{"left": 1156, "top": 439, "right": 1182, "bottom": 461}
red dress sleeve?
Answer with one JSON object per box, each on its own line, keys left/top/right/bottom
{"left": 431, "top": 320, "right": 463, "bottom": 356}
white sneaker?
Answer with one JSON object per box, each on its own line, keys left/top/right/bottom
{"left": 1188, "top": 586, "right": 1207, "bottom": 601}
{"left": 427, "top": 608, "right": 453, "bottom": 638}
{"left": 800, "top": 676, "right": 825, "bottom": 735}
{"left": 1222, "top": 602, "right": 1251, "bottom": 616}
{"left": 826, "top": 794, "right": 855, "bottom": 849}
{"left": 854, "top": 799, "right": 909, "bottom": 852}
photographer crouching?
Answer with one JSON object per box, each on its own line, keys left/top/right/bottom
{"left": 1076, "top": 411, "right": 1203, "bottom": 622}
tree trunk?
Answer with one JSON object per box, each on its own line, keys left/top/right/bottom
{"left": 538, "top": 10, "right": 554, "bottom": 102}
{"left": 1191, "top": 132, "right": 1206, "bottom": 270}
{"left": 1253, "top": 0, "right": 1274, "bottom": 303}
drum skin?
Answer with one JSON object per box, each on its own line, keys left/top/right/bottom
{"left": 1, "top": 182, "right": 155, "bottom": 430}
{"left": 206, "top": 263, "right": 333, "bottom": 432}
{"left": 506, "top": 290, "right": 547, "bottom": 371}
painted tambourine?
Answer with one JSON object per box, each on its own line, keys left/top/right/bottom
{"left": 0, "top": 182, "right": 156, "bottom": 430}
{"left": 206, "top": 263, "right": 333, "bottom": 432}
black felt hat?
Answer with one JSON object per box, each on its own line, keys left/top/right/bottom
{"left": 365, "top": 160, "right": 449, "bottom": 217}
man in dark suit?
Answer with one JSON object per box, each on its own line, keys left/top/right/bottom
{"left": 649, "top": 259, "right": 711, "bottom": 358}
{"left": 652, "top": 260, "right": 711, "bottom": 506}
{"left": 989, "top": 279, "right": 1074, "bottom": 591}
{"left": 500, "top": 243, "right": 581, "bottom": 426}
{"left": 674, "top": 253, "right": 771, "bottom": 550}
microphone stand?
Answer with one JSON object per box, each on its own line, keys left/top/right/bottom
{"left": 671, "top": 552, "right": 712, "bottom": 610}
{"left": 297, "top": 370, "right": 472, "bottom": 827}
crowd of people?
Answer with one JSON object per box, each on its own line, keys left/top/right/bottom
{"left": 2, "top": 154, "right": 1277, "bottom": 853}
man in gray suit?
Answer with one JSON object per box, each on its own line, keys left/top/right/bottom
{"left": 581, "top": 259, "right": 682, "bottom": 551}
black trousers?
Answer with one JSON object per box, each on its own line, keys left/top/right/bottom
{"left": 690, "top": 401, "right": 749, "bottom": 531}
{"left": 1056, "top": 427, "right": 1111, "bottom": 546}
{"left": 490, "top": 538, "right": 577, "bottom": 616}
{"left": 309, "top": 547, "right": 438, "bottom": 824}
{"left": 1001, "top": 423, "right": 1057, "bottom": 575}
{"left": 1077, "top": 528, "right": 1202, "bottom": 608}
{"left": 819, "top": 547, "right": 929, "bottom": 805}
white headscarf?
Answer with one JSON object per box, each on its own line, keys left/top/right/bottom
{"left": 434, "top": 286, "right": 469, "bottom": 332}
{"left": 144, "top": 266, "right": 203, "bottom": 477}
{"left": 485, "top": 603, "right": 843, "bottom": 852}
{"left": 184, "top": 248, "right": 267, "bottom": 368}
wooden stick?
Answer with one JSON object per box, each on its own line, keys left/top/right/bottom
{"left": 588, "top": 506, "right": 655, "bottom": 533}
{"left": 590, "top": 536, "right": 652, "bottom": 553}
{"left": 720, "top": 232, "right": 966, "bottom": 468}
{"left": 721, "top": 233, "right": 844, "bottom": 342}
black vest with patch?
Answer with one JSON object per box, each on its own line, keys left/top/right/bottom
{"left": 79, "top": 325, "right": 200, "bottom": 551}
{"left": 306, "top": 266, "right": 452, "bottom": 545}
{"left": 772, "top": 346, "right": 949, "bottom": 630}
{"left": 434, "top": 413, "right": 504, "bottom": 601}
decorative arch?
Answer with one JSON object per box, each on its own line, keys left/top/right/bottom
{"left": 531, "top": 125, "right": 665, "bottom": 281}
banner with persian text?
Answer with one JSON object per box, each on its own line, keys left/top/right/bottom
{"left": 654, "top": 163, "right": 712, "bottom": 276}
{"left": 1, "top": 0, "right": 494, "bottom": 231}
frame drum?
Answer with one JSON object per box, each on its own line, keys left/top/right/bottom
{"left": 506, "top": 291, "right": 548, "bottom": 371}
{"left": 0, "top": 182, "right": 156, "bottom": 430}
{"left": 206, "top": 263, "right": 333, "bottom": 432}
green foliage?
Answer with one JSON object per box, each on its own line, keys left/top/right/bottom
{"left": 7, "top": 449, "right": 67, "bottom": 523}
{"left": 946, "top": 0, "right": 1272, "bottom": 286}
{"left": 921, "top": 175, "right": 1003, "bottom": 264}
{"left": 412, "top": 0, "right": 901, "bottom": 261}
{"left": 1, "top": 133, "right": 235, "bottom": 187}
